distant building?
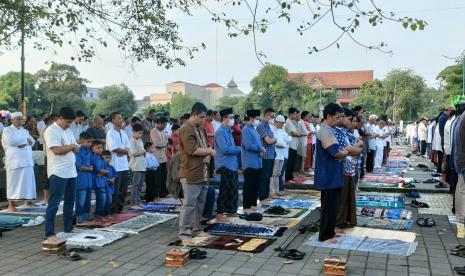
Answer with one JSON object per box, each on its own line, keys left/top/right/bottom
{"left": 288, "top": 70, "right": 374, "bottom": 105}
{"left": 83, "top": 87, "right": 101, "bottom": 101}
{"left": 135, "top": 96, "right": 150, "bottom": 112}
{"left": 149, "top": 78, "right": 245, "bottom": 109}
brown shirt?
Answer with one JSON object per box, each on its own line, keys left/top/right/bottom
{"left": 178, "top": 120, "right": 210, "bottom": 184}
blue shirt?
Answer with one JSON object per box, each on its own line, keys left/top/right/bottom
{"left": 439, "top": 113, "right": 448, "bottom": 147}
{"left": 105, "top": 164, "right": 117, "bottom": 194}
{"left": 76, "top": 146, "right": 93, "bottom": 190}
{"left": 256, "top": 121, "right": 275, "bottom": 159}
{"left": 92, "top": 155, "right": 107, "bottom": 189}
{"left": 215, "top": 125, "right": 241, "bottom": 171}
{"left": 241, "top": 124, "right": 263, "bottom": 170}
{"left": 314, "top": 123, "right": 344, "bottom": 190}
{"left": 145, "top": 152, "right": 159, "bottom": 170}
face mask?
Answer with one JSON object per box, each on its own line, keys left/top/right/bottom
{"left": 253, "top": 119, "right": 260, "bottom": 127}
{"left": 269, "top": 119, "right": 275, "bottom": 125}
{"left": 227, "top": 119, "right": 234, "bottom": 127}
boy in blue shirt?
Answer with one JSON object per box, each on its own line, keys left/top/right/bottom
{"left": 102, "top": 150, "right": 117, "bottom": 221}
{"left": 144, "top": 142, "right": 160, "bottom": 202}
{"left": 75, "top": 132, "right": 94, "bottom": 226}
{"left": 91, "top": 140, "right": 109, "bottom": 224}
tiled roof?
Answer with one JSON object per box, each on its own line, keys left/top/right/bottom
{"left": 203, "top": 83, "right": 223, "bottom": 88}
{"left": 288, "top": 70, "right": 373, "bottom": 89}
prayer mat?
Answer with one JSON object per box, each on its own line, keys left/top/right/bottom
{"left": 205, "top": 223, "right": 285, "bottom": 237}
{"left": 356, "top": 216, "right": 413, "bottom": 230}
{"left": 360, "top": 182, "right": 399, "bottom": 188}
{"left": 0, "top": 205, "right": 63, "bottom": 216}
{"left": 449, "top": 216, "right": 460, "bottom": 224}
{"left": 344, "top": 226, "right": 416, "bottom": 243}
{"left": 386, "top": 158, "right": 410, "bottom": 168}
{"left": 129, "top": 203, "right": 180, "bottom": 213}
{"left": 361, "top": 175, "right": 403, "bottom": 184}
{"left": 204, "top": 235, "right": 275, "bottom": 253}
{"left": 305, "top": 233, "right": 417, "bottom": 256}
{"left": 108, "top": 212, "right": 142, "bottom": 224}
{"left": 209, "top": 217, "right": 298, "bottom": 228}
{"left": 372, "top": 167, "right": 402, "bottom": 174}
{"left": 102, "top": 213, "right": 177, "bottom": 234}
{"left": 271, "top": 199, "right": 320, "bottom": 209}
{"left": 357, "top": 207, "right": 412, "bottom": 219}
{"left": 57, "top": 230, "right": 126, "bottom": 247}
{"left": 356, "top": 194, "right": 404, "bottom": 209}
{"left": 169, "top": 236, "right": 217, "bottom": 247}
{"left": 0, "top": 215, "right": 32, "bottom": 229}
{"left": 416, "top": 193, "right": 454, "bottom": 216}
{"left": 263, "top": 207, "right": 307, "bottom": 218}
{"left": 152, "top": 198, "right": 182, "bottom": 205}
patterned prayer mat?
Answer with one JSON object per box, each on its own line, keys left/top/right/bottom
{"left": 356, "top": 216, "right": 413, "bottom": 230}
{"left": 305, "top": 228, "right": 417, "bottom": 256}
{"left": 204, "top": 235, "right": 275, "bottom": 253}
{"left": 205, "top": 223, "right": 285, "bottom": 237}
{"left": 208, "top": 217, "right": 298, "bottom": 228}
{"left": 0, "top": 205, "right": 63, "bottom": 216}
{"left": 357, "top": 207, "right": 412, "bottom": 219}
{"left": 57, "top": 230, "right": 126, "bottom": 247}
{"left": 360, "top": 182, "right": 399, "bottom": 188}
{"left": 356, "top": 194, "right": 404, "bottom": 209}
{"left": 102, "top": 213, "right": 177, "bottom": 234}
{"left": 271, "top": 199, "right": 320, "bottom": 209}
{"left": 0, "top": 215, "right": 33, "bottom": 229}
{"left": 129, "top": 203, "right": 180, "bottom": 213}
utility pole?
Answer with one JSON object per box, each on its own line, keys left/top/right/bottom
{"left": 19, "top": 0, "right": 27, "bottom": 115}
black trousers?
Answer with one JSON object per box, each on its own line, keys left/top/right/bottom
{"left": 285, "top": 148, "right": 298, "bottom": 181}
{"left": 111, "top": 170, "right": 129, "bottom": 214}
{"left": 366, "top": 149, "right": 375, "bottom": 173}
{"left": 319, "top": 187, "right": 342, "bottom": 241}
{"left": 154, "top": 162, "right": 169, "bottom": 198}
{"left": 145, "top": 169, "right": 157, "bottom": 202}
{"left": 243, "top": 168, "right": 261, "bottom": 209}
{"left": 436, "top": 151, "right": 444, "bottom": 173}
{"left": 360, "top": 154, "right": 365, "bottom": 178}
{"left": 259, "top": 159, "right": 274, "bottom": 200}
{"left": 217, "top": 168, "right": 239, "bottom": 214}
{"left": 420, "top": 140, "right": 427, "bottom": 155}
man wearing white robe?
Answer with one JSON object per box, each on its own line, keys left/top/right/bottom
{"left": 1, "top": 112, "right": 37, "bottom": 212}
{"left": 373, "top": 120, "right": 388, "bottom": 169}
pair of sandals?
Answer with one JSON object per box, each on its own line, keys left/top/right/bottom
{"left": 423, "top": 178, "right": 440, "bottom": 183}
{"left": 451, "top": 245, "right": 465, "bottom": 258}
{"left": 61, "top": 246, "right": 94, "bottom": 261}
{"left": 410, "top": 200, "right": 429, "bottom": 208}
{"left": 416, "top": 217, "right": 435, "bottom": 227}
{"left": 189, "top": 248, "right": 207, "bottom": 259}
{"left": 401, "top": 183, "right": 416, "bottom": 188}
{"left": 298, "top": 222, "right": 319, "bottom": 234}
{"left": 275, "top": 248, "right": 306, "bottom": 260}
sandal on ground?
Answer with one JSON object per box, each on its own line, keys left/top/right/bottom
{"left": 416, "top": 217, "right": 435, "bottom": 227}
{"left": 68, "top": 246, "right": 94, "bottom": 253}
{"left": 278, "top": 249, "right": 305, "bottom": 260}
{"left": 401, "top": 183, "right": 416, "bottom": 188}
{"left": 455, "top": 266, "right": 465, "bottom": 274}
{"left": 423, "top": 178, "right": 440, "bottom": 183}
{"left": 410, "top": 200, "right": 429, "bottom": 208}
{"left": 451, "top": 245, "right": 465, "bottom": 253}
{"left": 406, "top": 191, "right": 421, "bottom": 198}
{"left": 451, "top": 251, "right": 465, "bottom": 258}
{"left": 61, "top": 251, "right": 81, "bottom": 261}
{"left": 189, "top": 248, "right": 207, "bottom": 259}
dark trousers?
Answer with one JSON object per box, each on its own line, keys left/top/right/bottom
{"left": 202, "top": 185, "right": 216, "bottom": 219}
{"left": 319, "top": 187, "right": 341, "bottom": 242}
{"left": 154, "top": 162, "right": 169, "bottom": 198}
{"left": 243, "top": 168, "right": 261, "bottom": 209}
{"left": 445, "top": 155, "right": 451, "bottom": 183}
{"left": 420, "top": 140, "right": 427, "bottom": 155}
{"left": 366, "top": 149, "right": 375, "bottom": 173}
{"left": 437, "top": 151, "right": 444, "bottom": 173}
{"left": 359, "top": 154, "right": 365, "bottom": 178}
{"left": 45, "top": 176, "right": 76, "bottom": 238}
{"left": 285, "top": 148, "right": 298, "bottom": 181}
{"left": 111, "top": 170, "right": 129, "bottom": 214}
{"left": 259, "top": 159, "right": 275, "bottom": 200}
{"left": 145, "top": 169, "right": 157, "bottom": 202}
{"left": 217, "top": 168, "right": 239, "bottom": 214}
{"left": 279, "top": 159, "right": 287, "bottom": 191}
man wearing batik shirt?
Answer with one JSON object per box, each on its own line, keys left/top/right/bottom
{"left": 334, "top": 108, "right": 362, "bottom": 231}
{"left": 256, "top": 108, "right": 277, "bottom": 201}
{"left": 314, "top": 103, "right": 348, "bottom": 243}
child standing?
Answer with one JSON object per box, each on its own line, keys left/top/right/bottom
{"left": 91, "top": 140, "right": 109, "bottom": 223}
{"left": 102, "top": 150, "right": 117, "bottom": 221}
{"left": 128, "top": 124, "right": 146, "bottom": 208}
{"left": 144, "top": 142, "right": 160, "bottom": 202}
{"left": 75, "top": 132, "right": 94, "bottom": 226}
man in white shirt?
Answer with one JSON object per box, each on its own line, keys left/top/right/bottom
{"left": 365, "top": 115, "right": 378, "bottom": 172}
{"left": 418, "top": 118, "right": 428, "bottom": 156}
{"left": 271, "top": 115, "right": 292, "bottom": 197}
{"left": 43, "top": 107, "right": 79, "bottom": 243}
{"left": 1, "top": 112, "right": 36, "bottom": 212}
{"left": 374, "top": 119, "right": 388, "bottom": 169}
{"left": 106, "top": 111, "right": 130, "bottom": 214}
{"left": 427, "top": 120, "right": 434, "bottom": 157}
{"left": 69, "top": 110, "right": 86, "bottom": 142}
{"left": 212, "top": 111, "right": 222, "bottom": 133}
{"left": 36, "top": 112, "right": 48, "bottom": 150}
{"left": 163, "top": 112, "right": 173, "bottom": 138}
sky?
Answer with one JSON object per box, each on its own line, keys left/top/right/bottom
{"left": 0, "top": 0, "right": 464, "bottom": 100}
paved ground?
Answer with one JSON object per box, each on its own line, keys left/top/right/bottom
{"left": 1, "top": 144, "right": 464, "bottom": 275}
